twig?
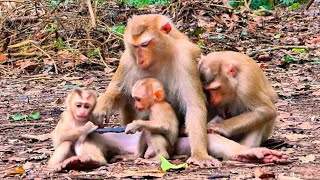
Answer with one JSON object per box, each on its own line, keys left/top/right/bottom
{"left": 305, "top": 0, "right": 315, "bottom": 10}
{"left": 31, "top": 44, "right": 58, "bottom": 74}
{"left": 247, "top": 45, "right": 315, "bottom": 57}
{"left": 7, "top": 39, "right": 38, "bottom": 49}
{"left": 19, "top": 77, "right": 52, "bottom": 82}
{"left": 86, "top": 0, "right": 96, "bottom": 28}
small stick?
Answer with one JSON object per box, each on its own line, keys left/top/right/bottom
{"left": 94, "top": 127, "right": 125, "bottom": 133}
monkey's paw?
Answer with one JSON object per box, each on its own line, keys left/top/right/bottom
{"left": 187, "top": 155, "right": 221, "bottom": 168}
{"left": 207, "top": 122, "right": 220, "bottom": 134}
{"left": 234, "top": 148, "right": 288, "bottom": 164}
{"left": 125, "top": 121, "right": 141, "bottom": 134}
{"left": 84, "top": 121, "right": 98, "bottom": 134}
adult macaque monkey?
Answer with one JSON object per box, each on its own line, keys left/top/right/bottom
{"left": 198, "top": 51, "right": 277, "bottom": 147}
{"left": 125, "top": 78, "right": 179, "bottom": 163}
{"left": 48, "top": 89, "right": 108, "bottom": 171}
{"left": 93, "top": 14, "right": 219, "bottom": 167}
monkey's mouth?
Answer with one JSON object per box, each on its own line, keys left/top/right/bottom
{"left": 76, "top": 115, "right": 88, "bottom": 120}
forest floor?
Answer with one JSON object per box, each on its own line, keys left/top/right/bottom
{"left": 0, "top": 0, "right": 319, "bottom": 179}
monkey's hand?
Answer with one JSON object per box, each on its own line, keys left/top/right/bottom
{"left": 187, "top": 154, "right": 222, "bottom": 168}
{"left": 83, "top": 121, "right": 98, "bottom": 134}
{"left": 207, "top": 122, "right": 221, "bottom": 134}
{"left": 125, "top": 120, "right": 142, "bottom": 134}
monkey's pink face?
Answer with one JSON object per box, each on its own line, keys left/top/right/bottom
{"left": 133, "top": 96, "right": 154, "bottom": 112}
{"left": 74, "top": 102, "right": 93, "bottom": 122}
{"left": 204, "top": 81, "right": 223, "bottom": 107}
{"left": 131, "top": 37, "right": 155, "bottom": 70}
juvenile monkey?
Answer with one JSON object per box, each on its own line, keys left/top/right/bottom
{"left": 125, "top": 78, "right": 179, "bottom": 162}
{"left": 93, "top": 14, "right": 218, "bottom": 167}
{"left": 48, "top": 89, "right": 107, "bottom": 171}
{"left": 198, "top": 51, "right": 278, "bottom": 147}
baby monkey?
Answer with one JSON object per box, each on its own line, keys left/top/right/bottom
{"left": 125, "top": 77, "right": 179, "bottom": 163}
{"left": 48, "top": 89, "right": 102, "bottom": 171}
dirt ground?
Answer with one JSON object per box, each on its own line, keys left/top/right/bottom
{"left": 0, "top": 1, "right": 320, "bottom": 180}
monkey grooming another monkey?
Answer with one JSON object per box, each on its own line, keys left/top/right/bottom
{"left": 93, "top": 14, "right": 219, "bottom": 167}
{"left": 198, "top": 51, "right": 278, "bottom": 148}
{"left": 125, "top": 77, "right": 179, "bottom": 163}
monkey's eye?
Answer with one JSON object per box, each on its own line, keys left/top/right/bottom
{"left": 141, "top": 40, "right": 151, "bottom": 47}
{"left": 84, "top": 104, "right": 91, "bottom": 109}
{"left": 132, "top": 44, "right": 139, "bottom": 48}
{"left": 76, "top": 103, "right": 82, "bottom": 108}
{"left": 135, "top": 97, "right": 141, "bottom": 102}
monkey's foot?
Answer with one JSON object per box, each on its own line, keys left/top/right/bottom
{"left": 53, "top": 156, "right": 101, "bottom": 172}
{"left": 234, "top": 148, "right": 288, "bottom": 164}
{"left": 187, "top": 155, "right": 221, "bottom": 168}
{"left": 134, "top": 157, "right": 161, "bottom": 165}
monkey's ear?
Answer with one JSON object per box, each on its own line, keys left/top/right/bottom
{"left": 154, "top": 89, "right": 165, "bottom": 101}
{"left": 227, "top": 64, "right": 237, "bottom": 77}
{"left": 161, "top": 22, "right": 172, "bottom": 34}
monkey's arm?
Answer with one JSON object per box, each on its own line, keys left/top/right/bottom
{"left": 93, "top": 63, "right": 126, "bottom": 125}
{"left": 215, "top": 101, "right": 277, "bottom": 137}
{"left": 53, "top": 121, "right": 97, "bottom": 147}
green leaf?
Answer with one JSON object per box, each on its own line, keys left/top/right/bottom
{"left": 283, "top": 55, "right": 300, "bottom": 63}
{"left": 291, "top": 48, "right": 307, "bottom": 53}
{"left": 9, "top": 114, "right": 26, "bottom": 121}
{"left": 274, "top": 34, "right": 281, "bottom": 39}
{"left": 289, "top": 2, "right": 300, "bottom": 10}
{"left": 160, "top": 155, "right": 187, "bottom": 171}
{"left": 64, "top": 85, "right": 79, "bottom": 89}
{"left": 111, "top": 25, "right": 126, "bottom": 35}
{"left": 217, "top": 34, "right": 225, "bottom": 40}
{"left": 27, "top": 112, "right": 40, "bottom": 120}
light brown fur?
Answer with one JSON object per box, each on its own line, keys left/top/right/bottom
{"left": 93, "top": 14, "right": 219, "bottom": 167}
{"left": 199, "top": 51, "right": 277, "bottom": 147}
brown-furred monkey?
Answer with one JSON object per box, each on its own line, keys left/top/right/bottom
{"left": 198, "top": 51, "right": 277, "bottom": 148}
{"left": 125, "top": 77, "right": 179, "bottom": 163}
{"left": 48, "top": 89, "right": 123, "bottom": 172}
{"left": 93, "top": 14, "right": 219, "bottom": 167}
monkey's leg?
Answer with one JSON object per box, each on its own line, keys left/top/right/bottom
{"left": 135, "top": 134, "right": 170, "bottom": 164}
{"left": 48, "top": 141, "right": 74, "bottom": 170}
{"left": 239, "top": 125, "right": 268, "bottom": 147}
{"left": 136, "top": 130, "right": 149, "bottom": 158}
{"left": 175, "top": 134, "right": 287, "bottom": 164}
{"left": 58, "top": 138, "right": 108, "bottom": 171}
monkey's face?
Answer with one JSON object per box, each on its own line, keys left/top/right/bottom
{"left": 72, "top": 101, "right": 93, "bottom": 122}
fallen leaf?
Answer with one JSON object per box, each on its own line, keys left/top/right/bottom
{"left": 0, "top": 54, "right": 6, "bottom": 63}
{"left": 160, "top": 155, "right": 187, "bottom": 171}
{"left": 297, "top": 122, "right": 313, "bottom": 130}
{"left": 6, "top": 166, "right": 25, "bottom": 175}
{"left": 52, "top": 98, "right": 63, "bottom": 106}
{"left": 299, "top": 154, "right": 315, "bottom": 163}
{"left": 254, "top": 167, "right": 275, "bottom": 179}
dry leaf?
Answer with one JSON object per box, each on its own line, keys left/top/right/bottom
{"left": 299, "top": 154, "right": 315, "bottom": 163}
{"left": 6, "top": 166, "right": 25, "bottom": 175}
{"left": 254, "top": 167, "right": 275, "bottom": 179}
{"left": 0, "top": 54, "right": 6, "bottom": 63}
